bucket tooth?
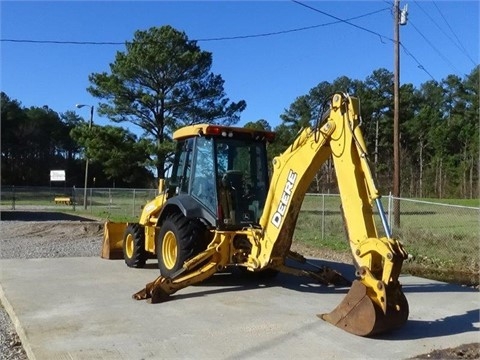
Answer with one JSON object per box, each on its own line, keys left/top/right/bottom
{"left": 319, "top": 280, "right": 409, "bottom": 337}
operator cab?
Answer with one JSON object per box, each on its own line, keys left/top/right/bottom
{"left": 167, "top": 124, "right": 275, "bottom": 230}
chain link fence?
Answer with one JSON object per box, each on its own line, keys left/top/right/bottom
{"left": 300, "top": 194, "right": 479, "bottom": 285}
{"left": 71, "top": 187, "right": 159, "bottom": 219}
{"left": 1, "top": 186, "right": 478, "bottom": 284}
{"left": 0, "top": 186, "right": 158, "bottom": 220}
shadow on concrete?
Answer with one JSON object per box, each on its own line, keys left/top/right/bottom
{"left": 131, "top": 256, "right": 478, "bottom": 295}
{"left": 150, "top": 273, "right": 352, "bottom": 304}
{"left": 378, "top": 308, "right": 480, "bottom": 340}
{"left": 401, "top": 282, "right": 478, "bottom": 294}
{"left": 127, "top": 257, "right": 479, "bottom": 339}
{"left": 0, "top": 211, "right": 96, "bottom": 222}
{"left": 131, "top": 258, "right": 357, "bottom": 305}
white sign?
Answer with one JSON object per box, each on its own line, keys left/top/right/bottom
{"left": 50, "top": 170, "right": 66, "bottom": 182}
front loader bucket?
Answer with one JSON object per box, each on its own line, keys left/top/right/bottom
{"left": 101, "top": 222, "right": 127, "bottom": 259}
{"left": 319, "top": 280, "right": 409, "bottom": 337}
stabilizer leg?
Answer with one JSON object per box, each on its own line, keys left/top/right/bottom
{"left": 132, "top": 234, "right": 229, "bottom": 303}
{"left": 276, "top": 251, "right": 352, "bottom": 286}
{"left": 132, "top": 260, "right": 219, "bottom": 303}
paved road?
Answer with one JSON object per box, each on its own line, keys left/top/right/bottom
{"left": 0, "top": 257, "right": 478, "bottom": 359}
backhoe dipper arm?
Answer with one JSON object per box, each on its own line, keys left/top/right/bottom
{"left": 255, "top": 93, "right": 408, "bottom": 336}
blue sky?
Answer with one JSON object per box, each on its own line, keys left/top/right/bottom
{"left": 1, "top": 1, "right": 478, "bottom": 133}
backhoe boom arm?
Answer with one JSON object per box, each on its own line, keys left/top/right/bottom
{"left": 253, "top": 93, "right": 408, "bottom": 335}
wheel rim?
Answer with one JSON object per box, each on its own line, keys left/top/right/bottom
{"left": 125, "top": 233, "right": 134, "bottom": 258}
{"left": 162, "top": 230, "right": 177, "bottom": 270}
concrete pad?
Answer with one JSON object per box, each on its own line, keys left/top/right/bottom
{"left": 0, "top": 257, "right": 479, "bottom": 360}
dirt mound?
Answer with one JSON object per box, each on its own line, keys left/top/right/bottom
{"left": 20, "top": 221, "right": 102, "bottom": 237}
{"left": 0, "top": 220, "right": 105, "bottom": 259}
{"left": 2, "top": 221, "right": 103, "bottom": 239}
{"left": 411, "top": 343, "right": 480, "bottom": 359}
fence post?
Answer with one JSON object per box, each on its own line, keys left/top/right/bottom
{"left": 108, "top": 188, "right": 112, "bottom": 213}
{"left": 133, "top": 189, "right": 136, "bottom": 217}
{"left": 89, "top": 188, "right": 93, "bottom": 214}
{"left": 321, "top": 194, "right": 325, "bottom": 241}
{"left": 12, "top": 185, "right": 16, "bottom": 210}
{"left": 388, "top": 192, "right": 393, "bottom": 231}
{"left": 72, "top": 186, "right": 76, "bottom": 211}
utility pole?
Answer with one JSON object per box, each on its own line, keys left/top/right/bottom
{"left": 393, "top": 0, "right": 407, "bottom": 228}
{"left": 76, "top": 104, "right": 94, "bottom": 210}
{"left": 393, "top": 0, "right": 400, "bottom": 227}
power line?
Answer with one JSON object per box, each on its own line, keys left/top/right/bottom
{"left": 195, "top": 8, "right": 390, "bottom": 41}
{"left": 413, "top": 0, "right": 476, "bottom": 67}
{"left": 399, "top": 43, "right": 436, "bottom": 81}
{"left": 291, "top": 0, "right": 394, "bottom": 43}
{"left": 2, "top": 2, "right": 438, "bottom": 82}
{"left": 292, "top": 0, "right": 436, "bottom": 82}
{"left": 0, "top": 8, "right": 390, "bottom": 46}
{"left": 1, "top": 39, "right": 123, "bottom": 45}
{"left": 409, "top": 19, "right": 461, "bottom": 75}
{"left": 432, "top": 1, "right": 476, "bottom": 66}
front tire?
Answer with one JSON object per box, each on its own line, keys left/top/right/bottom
{"left": 123, "top": 223, "right": 147, "bottom": 268}
{"left": 156, "top": 213, "right": 207, "bottom": 277}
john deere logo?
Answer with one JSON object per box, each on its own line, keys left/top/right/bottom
{"left": 271, "top": 170, "right": 297, "bottom": 228}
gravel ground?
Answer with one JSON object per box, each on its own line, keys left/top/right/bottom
{"left": 0, "top": 210, "right": 478, "bottom": 360}
{"left": 0, "top": 211, "right": 104, "bottom": 360}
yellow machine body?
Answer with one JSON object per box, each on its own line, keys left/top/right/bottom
{"left": 103, "top": 93, "right": 409, "bottom": 337}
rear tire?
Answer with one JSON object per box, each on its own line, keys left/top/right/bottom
{"left": 123, "top": 223, "right": 147, "bottom": 268}
{"left": 156, "top": 213, "right": 207, "bottom": 277}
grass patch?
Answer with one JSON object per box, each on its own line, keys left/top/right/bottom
{"left": 293, "top": 196, "right": 479, "bottom": 286}
{"left": 63, "top": 208, "right": 137, "bottom": 223}
{"left": 3, "top": 189, "right": 478, "bottom": 286}
{"left": 421, "top": 198, "right": 479, "bottom": 207}
{"left": 294, "top": 210, "right": 350, "bottom": 252}
{"left": 403, "top": 263, "right": 479, "bottom": 287}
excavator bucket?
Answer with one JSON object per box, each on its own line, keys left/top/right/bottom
{"left": 319, "top": 280, "right": 409, "bottom": 337}
{"left": 101, "top": 222, "right": 127, "bottom": 259}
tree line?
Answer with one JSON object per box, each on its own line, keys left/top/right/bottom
{"left": 1, "top": 95, "right": 154, "bottom": 188}
{"left": 271, "top": 65, "right": 479, "bottom": 199}
{"left": 1, "top": 26, "right": 478, "bottom": 198}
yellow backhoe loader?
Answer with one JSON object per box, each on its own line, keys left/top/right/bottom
{"left": 102, "top": 93, "right": 409, "bottom": 337}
